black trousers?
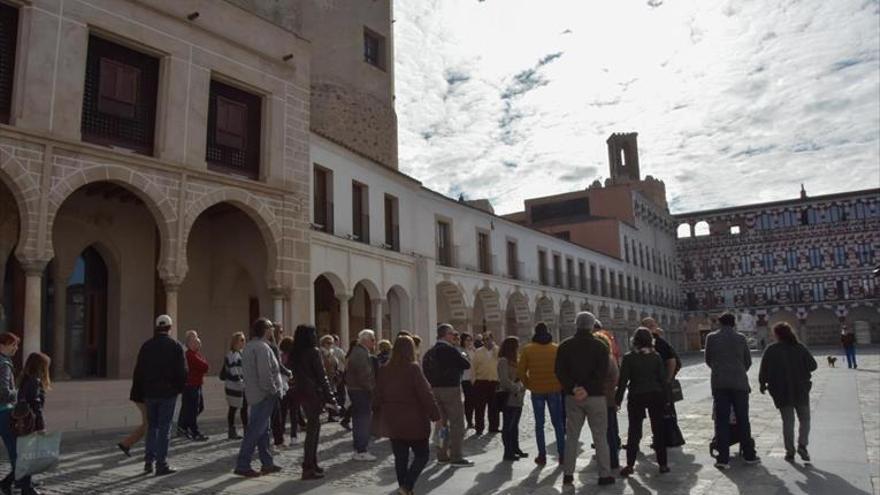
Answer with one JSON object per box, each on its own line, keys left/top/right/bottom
{"left": 227, "top": 395, "right": 248, "bottom": 430}
{"left": 391, "top": 439, "right": 430, "bottom": 491}
{"left": 301, "top": 396, "right": 324, "bottom": 470}
{"left": 625, "top": 391, "right": 667, "bottom": 468}
{"left": 473, "top": 380, "right": 500, "bottom": 432}
{"left": 462, "top": 380, "right": 475, "bottom": 427}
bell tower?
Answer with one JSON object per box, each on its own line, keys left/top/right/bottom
{"left": 607, "top": 132, "right": 640, "bottom": 183}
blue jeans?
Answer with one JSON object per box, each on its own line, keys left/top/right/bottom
{"left": 713, "top": 389, "right": 756, "bottom": 464}
{"left": 0, "top": 409, "right": 30, "bottom": 488}
{"left": 144, "top": 397, "right": 177, "bottom": 466}
{"left": 844, "top": 347, "right": 857, "bottom": 368}
{"left": 236, "top": 396, "right": 276, "bottom": 471}
{"left": 502, "top": 406, "right": 523, "bottom": 457}
{"left": 531, "top": 392, "right": 565, "bottom": 458}
{"left": 349, "top": 390, "right": 373, "bottom": 453}
{"left": 391, "top": 439, "right": 429, "bottom": 491}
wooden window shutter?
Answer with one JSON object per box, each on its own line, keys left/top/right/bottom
{"left": 215, "top": 95, "right": 247, "bottom": 150}
{"left": 97, "top": 57, "right": 139, "bottom": 119}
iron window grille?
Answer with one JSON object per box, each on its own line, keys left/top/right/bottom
{"left": 81, "top": 35, "right": 159, "bottom": 155}
{"left": 206, "top": 80, "right": 262, "bottom": 179}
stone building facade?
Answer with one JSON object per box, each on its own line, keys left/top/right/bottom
{"left": 675, "top": 188, "right": 880, "bottom": 349}
{"left": 0, "top": 0, "right": 311, "bottom": 429}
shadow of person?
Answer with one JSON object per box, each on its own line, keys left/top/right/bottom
{"left": 793, "top": 463, "right": 873, "bottom": 495}
{"left": 414, "top": 462, "right": 456, "bottom": 494}
{"left": 463, "top": 460, "right": 514, "bottom": 495}
{"left": 718, "top": 462, "right": 793, "bottom": 494}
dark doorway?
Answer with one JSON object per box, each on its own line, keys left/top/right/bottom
{"left": 65, "top": 246, "right": 108, "bottom": 378}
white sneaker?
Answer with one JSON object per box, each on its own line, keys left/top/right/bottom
{"left": 353, "top": 452, "right": 377, "bottom": 461}
{"left": 714, "top": 462, "right": 731, "bottom": 471}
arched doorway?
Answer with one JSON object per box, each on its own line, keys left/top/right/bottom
{"left": 535, "top": 297, "right": 556, "bottom": 339}
{"left": 472, "top": 287, "right": 502, "bottom": 338}
{"left": 51, "top": 182, "right": 164, "bottom": 379}
{"left": 180, "top": 202, "right": 271, "bottom": 369}
{"left": 559, "top": 300, "right": 576, "bottom": 340}
{"left": 64, "top": 246, "right": 108, "bottom": 378}
{"left": 314, "top": 274, "right": 342, "bottom": 338}
{"left": 436, "top": 281, "right": 468, "bottom": 333}
{"left": 804, "top": 308, "right": 838, "bottom": 345}
{"left": 350, "top": 280, "right": 380, "bottom": 338}
{"left": 0, "top": 178, "right": 22, "bottom": 344}
{"left": 385, "top": 285, "right": 410, "bottom": 338}
{"left": 847, "top": 306, "right": 880, "bottom": 344}
{"left": 504, "top": 292, "right": 531, "bottom": 340}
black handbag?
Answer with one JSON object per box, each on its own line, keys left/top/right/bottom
{"left": 670, "top": 379, "right": 684, "bottom": 402}
{"left": 663, "top": 405, "right": 686, "bottom": 447}
{"left": 10, "top": 401, "right": 36, "bottom": 437}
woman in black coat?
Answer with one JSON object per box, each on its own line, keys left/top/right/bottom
{"left": 758, "top": 322, "right": 817, "bottom": 464}
{"left": 290, "top": 325, "right": 336, "bottom": 480}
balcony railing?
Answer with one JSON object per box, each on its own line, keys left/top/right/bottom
{"left": 311, "top": 201, "right": 334, "bottom": 234}
{"left": 478, "top": 253, "right": 495, "bottom": 275}
{"left": 507, "top": 260, "right": 524, "bottom": 280}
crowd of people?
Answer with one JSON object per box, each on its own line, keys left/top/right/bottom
{"left": 0, "top": 306, "right": 829, "bottom": 495}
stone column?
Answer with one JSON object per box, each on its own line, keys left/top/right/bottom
{"left": 21, "top": 262, "right": 45, "bottom": 359}
{"left": 164, "top": 281, "right": 180, "bottom": 340}
{"left": 689, "top": 223, "right": 695, "bottom": 237}
{"left": 272, "top": 290, "right": 285, "bottom": 327}
{"left": 337, "top": 294, "right": 351, "bottom": 346}
{"left": 373, "top": 298, "right": 385, "bottom": 339}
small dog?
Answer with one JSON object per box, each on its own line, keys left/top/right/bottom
{"left": 827, "top": 356, "right": 837, "bottom": 367}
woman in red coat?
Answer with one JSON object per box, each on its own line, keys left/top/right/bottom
{"left": 177, "top": 331, "right": 209, "bottom": 441}
{"left": 375, "top": 336, "right": 440, "bottom": 495}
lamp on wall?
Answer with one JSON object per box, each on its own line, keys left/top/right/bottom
{"left": 187, "top": 12, "right": 200, "bottom": 21}
{"left": 283, "top": 54, "right": 294, "bottom": 62}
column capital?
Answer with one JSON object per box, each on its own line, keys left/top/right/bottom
{"left": 15, "top": 253, "right": 50, "bottom": 276}
{"left": 336, "top": 293, "right": 352, "bottom": 302}
{"left": 270, "top": 286, "right": 290, "bottom": 299}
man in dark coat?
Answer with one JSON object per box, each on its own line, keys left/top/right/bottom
{"left": 132, "top": 315, "right": 187, "bottom": 476}
{"left": 759, "top": 322, "right": 817, "bottom": 464}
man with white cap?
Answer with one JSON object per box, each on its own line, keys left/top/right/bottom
{"left": 132, "top": 314, "right": 187, "bottom": 476}
{"left": 555, "top": 311, "right": 614, "bottom": 487}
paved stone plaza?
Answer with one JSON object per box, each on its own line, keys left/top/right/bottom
{"left": 4, "top": 348, "right": 878, "bottom": 495}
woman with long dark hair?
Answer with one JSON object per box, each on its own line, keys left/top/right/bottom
{"left": 13, "top": 352, "right": 52, "bottom": 495}
{"left": 376, "top": 335, "right": 440, "bottom": 495}
{"left": 497, "top": 336, "right": 526, "bottom": 461}
{"left": 616, "top": 327, "right": 669, "bottom": 476}
{"left": 0, "top": 332, "right": 21, "bottom": 495}
{"left": 290, "top": 325, "right": 336, "bottom": 480}
{"left": 758, "top": 322, "right": 817, "bottom": 464}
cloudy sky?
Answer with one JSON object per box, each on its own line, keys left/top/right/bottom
{"left": 393, "top": 0, "right": 880, "bottom": 214}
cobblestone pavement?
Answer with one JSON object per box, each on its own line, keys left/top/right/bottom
{"left": 3, "top": 347, "right": 878, "bottom": 495}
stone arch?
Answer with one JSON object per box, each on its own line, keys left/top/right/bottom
{"left": 847, "top": 305, "right": 880, "bottom": 343}
{"left": 385, "top": 285, "right": 411, "bottom": 337}
{"left": 535, "top": 296, "right": 556, "bottom": 336}
{"left": 559, "top": 299, "right": 577, "bottom": 340}
{"left": 804, "top": 307, "right": 838, "bottom": 345}
{"left": 183, "top": 188, "right": 281, "bottom": 287}
{"left": 314, "top": 271, "right": 347, "bottom": 296}
{"left": 46, "top": 166, "right": 177, "bottom": 278}
{"left": 504, "top": 291, "right": 531, "bottom": 340}
{"left": 352, "top": 278, "right": 382, "bottom": 301}
{"left": 436, "top": 281, "right": 469, "bottom": 332}
{"left": 0, "top": 161, "right": 39, "bottom": 260}
{"left": 472, "top": 286, "right": 503, "bottom": 337}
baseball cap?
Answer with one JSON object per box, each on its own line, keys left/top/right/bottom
{"left": 155, "top": 314, "right": 173, "bottom": 328}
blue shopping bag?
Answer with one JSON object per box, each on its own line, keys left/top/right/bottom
{"left": 15, "top": 431, "right": 61, "bottom": 480}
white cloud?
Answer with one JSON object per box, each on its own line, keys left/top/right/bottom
{"left": 393, "top": 0, "right": 880, "bottom": 214}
